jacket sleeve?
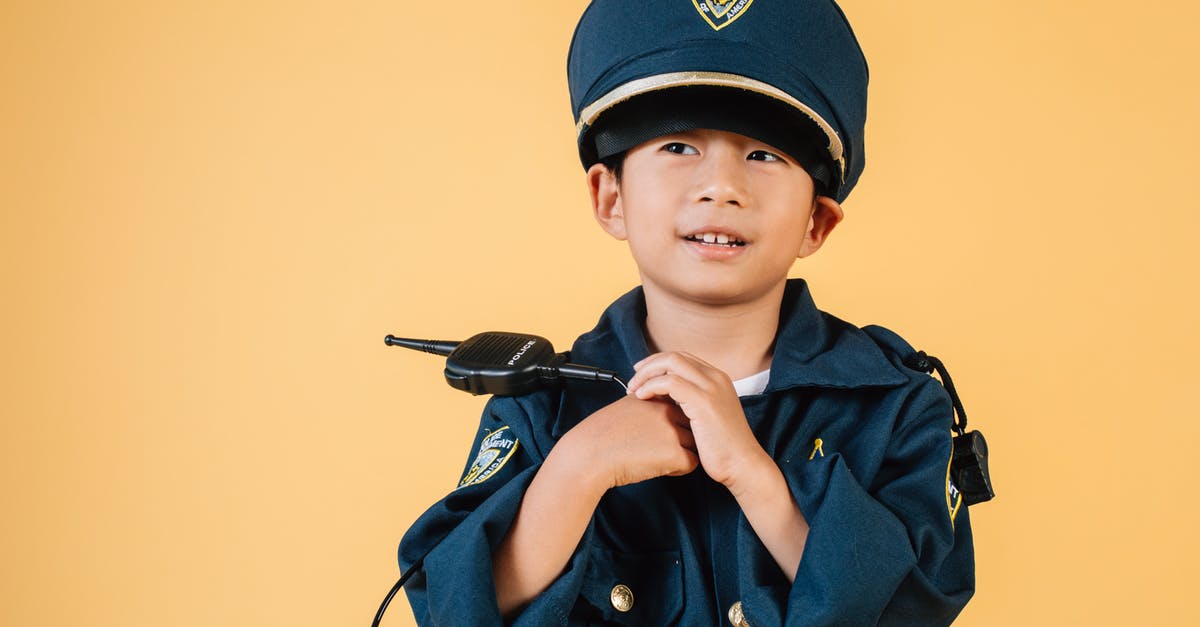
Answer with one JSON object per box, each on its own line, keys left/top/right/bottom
{"left": 397, "top": 393, "right": 596, "bottom": 626}
{"left": 739, "top": 380, "right": 975, "bottom": 626}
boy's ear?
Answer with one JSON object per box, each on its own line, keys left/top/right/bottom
{"left": 587, "top": 163, "right": 627, "bottom": 241}
{"left": 797, "top": 196, "right": 844, "bottom": 258}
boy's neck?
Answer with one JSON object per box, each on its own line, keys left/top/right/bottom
{"left": 641, "top": 281, "right": 785, "bottom": 381}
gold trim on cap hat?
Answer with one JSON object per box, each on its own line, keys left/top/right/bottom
{"left": 576, "top": 71, "right": 845, "bottom": 182}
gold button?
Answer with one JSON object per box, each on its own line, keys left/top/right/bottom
{"left": 728, "top": 601, "right": 750, "bottom": 627}
{"left": 610, "top": 584, "right": 634, "bottom": 612}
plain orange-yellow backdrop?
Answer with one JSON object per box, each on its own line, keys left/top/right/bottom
{"left": 3, "top": 1, "right": 1197, "bottom": 625}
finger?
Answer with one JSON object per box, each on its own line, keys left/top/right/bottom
{"left": 628, "top": 353, "right": 714, "bottom": 394}
{"left": 665, "top": 448, "right": 700, "bottom": 477}
{"left": 675, "top": 423, "right": 697, "bottom": 451}
{"left": 664, "top": 404, "right": 692, "bottom": 429}
{"left": 632, "top": 373, "right": 706, "bottom": 407}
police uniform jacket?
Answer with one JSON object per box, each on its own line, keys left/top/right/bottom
{"left": 398, "top": 279, "right": 975, "bottom": 625}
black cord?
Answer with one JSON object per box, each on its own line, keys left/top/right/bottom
{"left": 902, "top": 351, "right": 968, "bottom": 436}
{"left": 549, "top": 363, "right": 627, "bottom": 391}
{"left": 371, "top": 557, "right": 423, "bottom": 627}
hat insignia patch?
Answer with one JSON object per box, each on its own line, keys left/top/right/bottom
{"left": 691, "top": 0, "right": 755, "bottom": 31}
{"left": 459, "top": 426, "right": 519, "bottom": 488}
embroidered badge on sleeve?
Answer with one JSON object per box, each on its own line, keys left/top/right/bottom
{"left": 946, "top": 452, "right": 964, "bottom": 525}
{"left": 459, "top": 426, "right": 520, "bottom": 488}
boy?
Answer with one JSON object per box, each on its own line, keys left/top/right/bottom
{"left": 399, "top": 1, "right": 975, "bottom": 624}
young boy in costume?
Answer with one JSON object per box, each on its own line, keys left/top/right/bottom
{"left": 398, "top": 1, "right": 975, "bottom": 624}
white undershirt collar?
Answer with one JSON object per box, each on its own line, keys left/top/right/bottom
{"left": 732, "top": 369, "right": 771, "bottom": 397}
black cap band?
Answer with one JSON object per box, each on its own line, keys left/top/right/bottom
{"left": 583, "top": 86, "right": 837, "bottom": 196}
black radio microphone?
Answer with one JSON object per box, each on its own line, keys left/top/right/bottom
{"left": 384, "top": 331, "right": 627, "bottom": 395}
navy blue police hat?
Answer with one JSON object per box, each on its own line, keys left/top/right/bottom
{"left": 568, "top": 0, "right": 869, "bottom": 202}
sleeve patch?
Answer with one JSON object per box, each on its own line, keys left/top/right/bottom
{"left": 946, "top": 452, "right": 964, "bottom": 525}
{"left": 458, "top": 426, "right": 519, "bottom": 488}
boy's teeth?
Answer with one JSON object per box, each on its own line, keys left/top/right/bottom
{"left": 687, "top": 232, "right": 743, "bottom": 246}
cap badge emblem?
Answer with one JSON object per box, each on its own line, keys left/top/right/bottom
{"left": 691, "top": 0, "right": 755, "bottom": 31}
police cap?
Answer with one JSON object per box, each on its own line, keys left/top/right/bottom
{"left": 568, "top": 0, "right": 869, "bottom": 202}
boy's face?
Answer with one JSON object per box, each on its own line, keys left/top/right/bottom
{"left": 588, "top": 128, "right": 843, "bottom": 307}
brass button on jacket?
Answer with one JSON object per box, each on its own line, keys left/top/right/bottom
{"left": 610, "top": 584, "right": 634, "bottom": 612}
{"left": 728, "top": 601, "right": 750, "bottom": 627}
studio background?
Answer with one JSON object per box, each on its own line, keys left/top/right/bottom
{"left": 2, "top": 1, "right": 1196, "bottom": 625}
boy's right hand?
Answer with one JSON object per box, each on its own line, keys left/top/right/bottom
{"left": 558, "top": 395, "right": 699, "bottom": 491}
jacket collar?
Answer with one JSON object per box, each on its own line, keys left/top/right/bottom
{"left": 765, "top": 279, "right": 910, "bottom": 391}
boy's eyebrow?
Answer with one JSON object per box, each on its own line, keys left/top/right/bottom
{"left": 650, "top": 130, "right": 796, "bottom": 157}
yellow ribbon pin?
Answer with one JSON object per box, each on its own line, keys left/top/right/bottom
{"left": 808, "top": 438, "right": 824, "bottom": 460}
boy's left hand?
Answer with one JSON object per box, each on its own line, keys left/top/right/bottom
{"left": 626, "top": 352, "right": 771, "bottom": 492}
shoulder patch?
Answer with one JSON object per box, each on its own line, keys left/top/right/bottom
{"left": 459, "top": 426, "right": 519, "bottom": 488}
{"left": 946, "top": 451, "right": 964, "bottom": 525}
{"left": 691, "top": 0, "right": 755, "bottom": 31}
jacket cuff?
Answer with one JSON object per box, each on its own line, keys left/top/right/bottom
{"left": 741, "top": 453, "right": 915, "bottom": 626}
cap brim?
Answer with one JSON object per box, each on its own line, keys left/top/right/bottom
{"left": 577, "top": 70, "right": 845, "bottom": 183}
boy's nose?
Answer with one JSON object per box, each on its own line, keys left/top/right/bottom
{"left": 694, "top": 149, "right": 748, "bottom": 208}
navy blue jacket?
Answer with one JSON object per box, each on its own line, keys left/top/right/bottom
{"left": 399, "top": 279, "right": 974, "bottom": 625}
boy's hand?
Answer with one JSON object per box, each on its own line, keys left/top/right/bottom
{"left": 626, "top": 352, "right": 772, "bottom": 493}
{"left": 563, "top": 394, "right": 700, "bottom": 491}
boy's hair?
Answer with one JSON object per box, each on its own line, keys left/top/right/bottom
{"left": 567, "top": 0, "right": 869, "bottom": 203}
{"left": 598, "top": 152, "right": 625, "bottom": 183}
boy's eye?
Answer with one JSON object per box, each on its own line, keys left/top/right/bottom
{"left": 748, "top": 149, "right": 784, "bottom": 162}
{"left": 662, "top": 142, "right": 699, "bottom": 155}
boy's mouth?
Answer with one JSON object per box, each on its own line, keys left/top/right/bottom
{"left": 683, "top": 231, "right": 746, "bottom": 247}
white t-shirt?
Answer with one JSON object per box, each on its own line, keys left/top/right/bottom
{"left": 732, "top": 369, "right": 770, "bottom": 397}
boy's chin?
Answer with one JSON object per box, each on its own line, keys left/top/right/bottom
{"left": 645, "top": 274, "right": 787, "bottom": 307}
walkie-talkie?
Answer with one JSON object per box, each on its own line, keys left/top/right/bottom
{"left": 384, "top": 331, "right": 628, "bottom": 395}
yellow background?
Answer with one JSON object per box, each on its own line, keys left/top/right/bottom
{"left": 2, "top": 1, "right": 1197, "bottom": 625}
